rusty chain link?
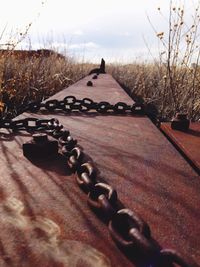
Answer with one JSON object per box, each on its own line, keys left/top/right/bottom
{"left": 76, "top": 162, "right": 96, "bottom": 192}
{"left": 88, "top": 182, "right": 118, "bottom": 219}
{"left": 0, "top": 115, "right": 193, "bottom": 266}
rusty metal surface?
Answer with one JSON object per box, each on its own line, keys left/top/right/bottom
{"left": 161, "top": 122, "right": 200, "bottom": 174}
{"left": 0, "top": 74, "right": 200, "bottom": 267}
{"left": 51, "top": 74, "right": 134, "bottom": 104}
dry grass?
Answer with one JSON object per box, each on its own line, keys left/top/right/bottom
{"left": 0, "top": 51, "right": 94, "bottom": 118}
{"left": 108, "top": 62, "right": 200, "bottom": 121}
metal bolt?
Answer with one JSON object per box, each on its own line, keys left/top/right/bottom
{"left": 33, "top": 133, "right": 48, "bottom": 143}
{"left": 176, "top": 113, "right": 187, "bottom": 120}
{"left": 23, "top": 134, "right": 58, "bottom": 159}
{"left": 92, "top": 75, "right": 98, "bottom": 79}
{"left": 87, "top": 81, "right": 93, "bottom": 86}
{"left": 171, "top": 113, "right": 190, "bottom": 132}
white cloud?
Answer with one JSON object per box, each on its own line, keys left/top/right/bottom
{"left": 73, "top": 30, "right": 84, "bottom": 36}
{"left": 68, "top": 42, "right": 100, "bottom": 50}
{"left": 119, "top": 32, "right": 131, "bottom": 37}
{"left": 17, "top": 40, "right": 100, "bottom": 51}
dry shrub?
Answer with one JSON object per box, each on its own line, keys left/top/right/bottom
{"left": 109, "top": 62, "right": 200, "bottom": 121}
{"left": 109, "top": 1, "right": 200, "bottom": 121}
{"left": 0, "top": 50, "right": 93, "bottom": 118}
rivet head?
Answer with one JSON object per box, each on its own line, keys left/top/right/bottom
{"left": 87, "top": 81, "right": 93, "bottom": 86}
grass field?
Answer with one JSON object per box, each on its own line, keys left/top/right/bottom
{"left": 0, "top": 51, "right": 199, "bottom": 121}
{"left": 109, "top": 62, "right": 200, "bottom": 121}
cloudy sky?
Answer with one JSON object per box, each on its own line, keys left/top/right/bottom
{"left": 0, "top": 0, "right": 199, "bottom": 62}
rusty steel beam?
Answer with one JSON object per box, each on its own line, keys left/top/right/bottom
{"left": 52, "top": 73, "right": 134, "bottom": 104}
{"left": 0, "top": 74, "right": 199, "bottom": 267}
{"left": 161, "top": 122, "right": 200, "bottom": 175}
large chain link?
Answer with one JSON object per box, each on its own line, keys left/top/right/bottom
{"left": 0, "top": 117, "right": 193, "bottom": 267}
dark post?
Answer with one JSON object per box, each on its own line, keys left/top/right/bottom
{"left": 100, "top": 58, "right": 106, "bottom": 73}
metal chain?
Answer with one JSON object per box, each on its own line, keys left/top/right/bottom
{"left": 19, "top": 95, "right": 145, "bottom": 115}
{"left": 0, "top": 117, "right": 193, "bottom": 267}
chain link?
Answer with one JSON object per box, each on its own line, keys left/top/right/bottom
{"left": 76, "top": 162, "right": 96, "bottom": 192}
{"left": 160, "top": 249, "right": 192, "bottom": 267}
{"left": 88, "top": 182, "right": 118, "bottom": 219}
{"left": 67, "top": 146, "right": 83, "bottom": 169}
{"left": 108, "top": 208, "right": 151, "bottom": 248}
